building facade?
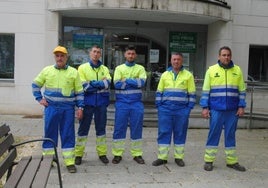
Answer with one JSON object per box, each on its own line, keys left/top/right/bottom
{"left": 0, "top": 0, "right": 268, "bottom": 115}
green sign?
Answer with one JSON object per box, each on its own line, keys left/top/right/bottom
{"left": 169, "top": 32, "right": 197, "bottom": 53}
{"left": 73, "top": 34, "right": 103, "bottom": 49}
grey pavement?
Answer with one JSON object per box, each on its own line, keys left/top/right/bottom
{"left": 1, "top": 114, "right": 268, "bottom": 188}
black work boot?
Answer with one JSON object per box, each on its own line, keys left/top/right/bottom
{"left": 99, "top": 155, "right": 109, "bottom": 164}
{"left": 112, "top": 156, "right": 122, "bottom": 164}
{"left": 226, "top": 163, "right": 246, "bottom": 172}
{"left": 152, "top": 159, "right": 167, "bottom": 166}
{"left": 175, "top": 159, "right": 185, "bottom": 167}
{"left": 67, "top": 165, "right": 77, "bottom": 173}
{"left": 204, "top": 162, "right": 213, "bottom": 171}
{"left": 133, "top": 156, "right": 145, "bottom": 164}
{"left": 75, "top": 156, "right": 82, "bottom": 165}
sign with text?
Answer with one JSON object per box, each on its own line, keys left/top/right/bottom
{"left": 150, "top": 49, "right": 159, "bottom": 63}
{"left": 169, "top": 32, "right": 197, "bottom": 53}
{"left": 73, "top": 34, "right": 103, "bottom": 49}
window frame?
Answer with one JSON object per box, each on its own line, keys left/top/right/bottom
{"left": 0, "top": 33, "right": 15, "bottom": 81}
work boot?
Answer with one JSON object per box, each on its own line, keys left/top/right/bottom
{"left": 204, "top": 162, "right": 213, "bottom": 171}
{"left": 152, "top": 159, "right": 167, "bottom": 166}
{"left": 175, "top": 159, "right": 185, "bottom": 167}
{"left": 112, "top": 156, "right": 122, "bottom": 164}
{"left": 226, "top": 163, "right": 246, "bottom": 172}
{"left": 75, "top": 156, "right": 82, "bottom": 165}
{"left": 67, "top": 165, "right": 77, "bottom": 173}
{"left": 99, "top": 155, "right": 109, "bottom": 164}
{"left": 133, "top": 156, "right": 145, "bottom": 164}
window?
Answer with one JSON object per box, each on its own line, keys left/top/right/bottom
{"left": 248, "top": 45, "right": 268, "bottom": 82}
{"left": 63, "top": 26, "right": 103, "bottom": 69}
{"left": 0, "top": 34, "right": 15, "bottom": 80}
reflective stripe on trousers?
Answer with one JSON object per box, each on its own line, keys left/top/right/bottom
{"left": 112, "top": 139, "right": 125, "bottom": 156}
{"left": 62, "top": 148, "right": 75, "bottom": 166}
{"left": 157, "top": 144, "right": 170, "bottom": 160}
{"left": 75, "top": 136, "right": 87, "bottom": 157}
{"left": 225, "top": 147, "right": 238, "bottom": 164}
{"left": 112, "top": 138, "right": 143, "bottom": 157}
{"left": 43, "top": 147, "right": 75, "bottom": 166}
{"left": 96, "top": 135, "right": 107, "bottom": 156}
{"left": 75, "top": 135, "right": 108, "bottom": 157}
{"left": 130, "top": 139, "right": 143, "bottom": 157}
{"left": 204, "top": 147, "right": 238, "bottom": 164}
{"left": 174, "top": 145, "right": 185, "bottom": 159}
{"left": 157, "top": 144, "right": 185, "bottom": 160}
{"left": 204, "top": 147, "right": 218, "bottom": 162}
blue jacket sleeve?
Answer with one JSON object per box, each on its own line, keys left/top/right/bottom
{"left": 83, "top": 81, "right": 98, "bottom": 93}
{"left": 188, "top": 93, "right": 196, "bottom": 109}
{"left": 155, "top": 91, "right": 162, "bottom": 107}
{"left": 114, "top": 80, "right": 128, "bottom": 90}
{"left": 32, "top": 82, "right": 43, "bottom": 102}
{"left": 91, "top": 80, "right": 110, "bottom": 90}
{"left": 125, "top": 78, "right": 145, "bottom": 89}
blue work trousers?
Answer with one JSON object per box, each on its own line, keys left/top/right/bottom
{"left": 43, "top": 106, "right": 75, "bottom": 149}
{"left": 77, "top": 105, "right": 107, "bottom": 137}
{"left": 157, "top": 107, "right": 190, "bottom": 145}
{"left": 206, "top": 110, "right": 238, "bottom": 148}
{"left": 113, "top": 102, "right": 144, "bottom": 140}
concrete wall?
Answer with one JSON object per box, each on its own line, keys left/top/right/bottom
{"left": 231, "top": 0, "right": 268, "bottom": 78}
{"left": 0, "top": 0, "right": 58, "bottom": 115}
{"left": 206, "top": 21, "right": 232, "bottom": 66}
{"left": 207, "top": 0, "right": 268, "bottom": 79}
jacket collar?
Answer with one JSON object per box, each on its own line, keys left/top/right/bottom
{"left": 217, "top": 60, "right": 234, "bottom": 69}
{"left": 89, "top": 60, "right": 102, "bottom": 68}
{"left": 167, "top": 65, "right": 185, "bottom": 72}
{"left": 125, "top": 61, "right": 135, "bottom": 67}
{"left": 54, "top": 64, "right": 68, "bottom": 69}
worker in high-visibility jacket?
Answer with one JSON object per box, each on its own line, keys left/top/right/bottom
{"left": 74, "top": 45, "right": 111, "bottom": 165}
{"left": 200, "top": 46, "right": 246, "bottom": 172}
{"left": 152, "top": 52, "right": 196, "bottom": 167}
{"left": 32, "top": 46, "right": 84, "bottom": 173}
{"left": 112, "top": 46, "right": 147, "bottom": 165}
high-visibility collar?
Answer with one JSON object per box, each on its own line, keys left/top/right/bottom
{"left": 125, "top": 61, "right": 135, "bottom": 67}
{"left": 217, "top": 60, "right": 234, "bottom": 69}
{"left": 89, "top": 60, "right": 102, "bottom": 68}
{"left": 54, "top": 64, "right": 68, "bottom": 70}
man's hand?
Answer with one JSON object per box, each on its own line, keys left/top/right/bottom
{"left": 236, "top": 107, "right": 245, "bottom": 117}
{"left": 39, "top": 98, "right": 48, "bottom": 107}
{"left": 76, "top": 109, "right": 83, "bottom": 120}
{"left": 201, "top": 108, "right": 210, "bottom": 119}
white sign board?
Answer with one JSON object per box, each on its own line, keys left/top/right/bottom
{"left": 150, "top": 49, "right": 159, "bottom": 63}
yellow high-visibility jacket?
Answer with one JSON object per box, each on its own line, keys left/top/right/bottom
{"left": 113, "top": 62, "right": 147, "bottom": 103}
{"left": 78, "top": 61, "right": 111, "bottom": 106}
{"left": 32, "top": 65, "right": 84, "bottom": 108}
{"left": 156, "top": 67, "right": 196, "bottom": 110}
{"left": 200, "top": 61, "right": 246, "bottom": 110}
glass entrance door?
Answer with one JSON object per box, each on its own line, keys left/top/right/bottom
{"left": 105, "top": 42, "right": 149, "bottom": 73}
{"left": 105, "top": 42, "right": 150, "bottom": 99}
{"left": 104, "top": 34, "right": 166, "bottom": 102}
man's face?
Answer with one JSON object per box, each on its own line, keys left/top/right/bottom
{"left": 90, "top": 47, "right": 102, "bottom": 63}
{"left": 171, "top": 54, "right": 183, "bottom": 71}
{"left": 54, "top": 52, "right": 68, "bottom": 68}
{"left": 218, "top": 49, "right": 232, "bottom": 66}
{"left": 125, "top": 49, "right": 137, "bottom": 62}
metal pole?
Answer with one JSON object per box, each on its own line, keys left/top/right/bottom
{"left": 248, "top": 84, "right": 254, "bottom": 129}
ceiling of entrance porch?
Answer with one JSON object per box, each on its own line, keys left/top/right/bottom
{"left": 56, "top": 8, "right": 227, "bottom": 25}
{"left": 47, "top": 0, "right": 231, "bottom": 25}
